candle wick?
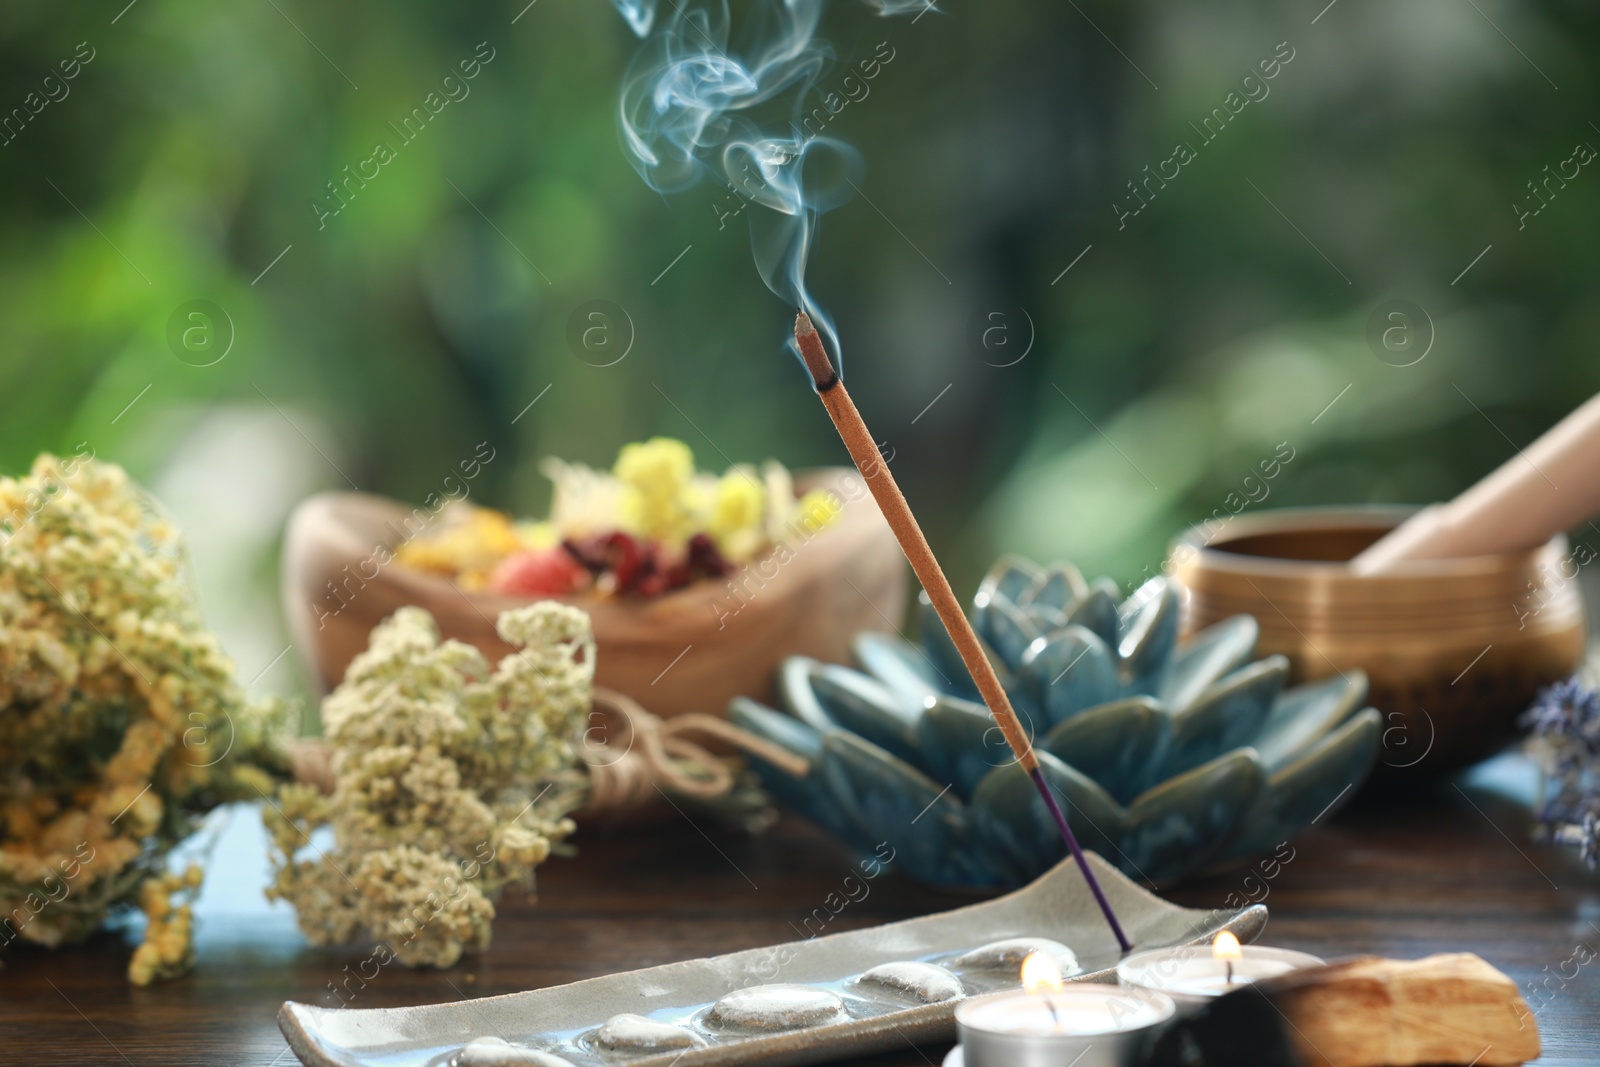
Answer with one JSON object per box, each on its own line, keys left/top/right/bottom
{"left": 1226, "top": 961, "right": 1234, "bottom": 988}
{"left": 1044, "top": 995, "right": 1063, "bottom": 1033}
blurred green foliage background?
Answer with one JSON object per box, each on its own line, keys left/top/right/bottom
{"left": 2, "top": 0, "right": 1597, "bottom": 703}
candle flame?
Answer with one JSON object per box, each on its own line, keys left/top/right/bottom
{"left": 1020, "top": 951, "right": 1065, "bottom": 994}
{"left": 1212, "top": 931, "right": 1243, "bottom": 963}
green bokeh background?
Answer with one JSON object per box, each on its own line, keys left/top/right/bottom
{"left": 2, "top": 0, "right": 1597, "bottom": 702}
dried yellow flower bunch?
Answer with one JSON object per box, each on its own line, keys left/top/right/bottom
{"left": 0, "top": 452, "right": 290, "bottom": 984}
{"left": 264, "top": 603, "right": 592, "bottom": 969}
{"left": 130, "top": 864, "right": 203, "bottom": 986}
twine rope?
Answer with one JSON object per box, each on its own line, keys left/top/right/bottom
{"left": 287, "top": 687, "right": 810, "bottom": 818}
{"left": 582, "top": 687, "right": 809, "bottom": 816}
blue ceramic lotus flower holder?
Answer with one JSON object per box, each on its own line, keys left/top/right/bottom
{"left": 730, "top": 556, "right": 1383, "bottom": 888}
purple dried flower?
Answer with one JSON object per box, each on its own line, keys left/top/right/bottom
{"left": 1582, "top": 813, "right": 1600, "bottom": 871}
{"left": 1521, "top": 676, "right": 1600, "bottom": 754}
{"left": 1536, "top": 793, "right": 1580, "bottom": 827}
{"left": 1523, "top": 675, "right": 1600, "bottom": 875}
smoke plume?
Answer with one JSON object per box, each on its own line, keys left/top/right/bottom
{"left": 610, "top": 0, "right": 927, "bottom": 373}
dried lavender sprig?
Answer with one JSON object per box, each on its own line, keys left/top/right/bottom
{"left": 1524, "top": 674, "right": 1600, "bottom": 871}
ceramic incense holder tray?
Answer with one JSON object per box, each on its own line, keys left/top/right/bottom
{"left": 280, "top": 854, "right": 1265, "bottom": 1067}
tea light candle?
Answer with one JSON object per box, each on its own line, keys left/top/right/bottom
{"left": 1116, "top": 932, "right": 1323, "bottom": 1011}
{"left": 949, "top": 953, "right": 1175, "bottom": 1067}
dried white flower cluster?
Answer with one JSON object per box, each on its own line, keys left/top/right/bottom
{"left": 265, "top": 603, "right": 592, "bottom": 968}
{"left": 0, "top": 452, "right": 289, "bottom": 984}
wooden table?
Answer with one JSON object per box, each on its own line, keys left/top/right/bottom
{"left": 2, "top": 754, "right": 1596, "bottom": 1065}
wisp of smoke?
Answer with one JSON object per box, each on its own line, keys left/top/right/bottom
{"left": 609, "top": 0, "right": 927, "bottom": 374}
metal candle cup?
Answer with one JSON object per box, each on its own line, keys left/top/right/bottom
{"left": 953, "top": 985, "right": 1177, "bottom": 1067}
{"left": 1116, "top": 943, "right": 1324, "bottom": 1012}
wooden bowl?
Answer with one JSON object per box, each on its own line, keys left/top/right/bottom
{"left": 281, "top": 468, "right": 908, "bottom": 717}
{"left": 1171, "top": 506, "right": 1586, "bottom": 774}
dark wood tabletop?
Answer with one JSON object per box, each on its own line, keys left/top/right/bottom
{"left": 1, "top": 753, "right": 1596, "bottom": 1065}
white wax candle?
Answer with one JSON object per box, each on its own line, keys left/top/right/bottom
{"left": 1116, "top": 945, "right": 1323, "bottom": 1010}
{"left": 1161, "top": 963, "right": 1294, "bottom": 996}
{"left": 960, "top": 987, "right": 1171, "bottom": 1036}
{"left": 955, "top": 986, "right": 1176, "bottom": 1067}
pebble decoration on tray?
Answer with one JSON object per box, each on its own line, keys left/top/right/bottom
{"left": 854, "top": 962, "right": 964, "bottom": 1005}
{"left": 455, "top": 1039, "right": 574, "bottom": 1067}
{"left": 445, "top": 937, "right": 1080, "bottom": 1066}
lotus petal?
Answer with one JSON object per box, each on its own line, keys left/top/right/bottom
{"left": 1116, "top": 577, "right": 1180, "bottom": 693}
{"left": 1042, "top": 697, "right": 1170, "bottom": 805}
{"left": 1160, "top": 656, "right": 1289, "bottom": 781}
{"left": 1254, "top": 671, "right": 1369, "bottom": 772}
{"left": 820, "top": 731, "right": 1002, "bottom": 886}
{"left": 1019, "top": 625, "right": 1119, "bottom": 727}
{"left": 919, "top": 592, "right": 1035, "bottom": 719}
{"left": 977, "top": 554, "right": 1042, "bottom": 608}
{"left": 1066, "top": 578, "right": 1121, "bottom": 648}
{"left": 918, "top": 592, "right": 969, "bottom": 690}
{"left": 778, "top": 656, "right": 836, "bottom": 733}
{"left": 853, "top": 631, "right": 944, "bottom": 710}
{"left": 977, "top": 593, "right": 1042, "bottom": 668}
{"left": 916, "top": 693, "right": 1026, "bottom": 800}
{"left": 1020, "top": 562, "right": 1088, "bottom": 612}
{"left": 727, "top": 698, "right": 856, "bottom": 843}
{"left": 1124, "top": 748, "right": 1266, "bottom": 882}
{"left": 1159, "top": 615, "right": 1258, "bottom": 712}
{"left": 811, "top": 664, "right": 921, "bottom": 764}
{"left": 1025, "top": 602, "right": 1068, "bottom": 635}
{"left": 969, "top": 753, "right": 1129, "bottom": 883}
{"left": 1220, "top": 708, "right": 1382, "bottom": 863}
{"left": 728, "top": 695, "right": 823, "bottom": 763}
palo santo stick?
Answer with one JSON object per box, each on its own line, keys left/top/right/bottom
{"left": 1270, "top": 954, "right": 1541, "bottom": 1067}
{"left": 794, "top": 311, "right": 1132, "bottom": 951}
{"left": 1147, "top": 953, "right": 1541, "bottom": 1067}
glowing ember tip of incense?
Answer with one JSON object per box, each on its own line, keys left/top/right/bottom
{"left": 1021, "top": 951, "right": 1066, "bottom": 995}
{"left": 793, "top": 310, "right": 836, "bottom": 390}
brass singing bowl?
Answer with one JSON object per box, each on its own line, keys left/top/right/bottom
{"left": 1171, "top": 506, "right": 1587, "bottom": 774}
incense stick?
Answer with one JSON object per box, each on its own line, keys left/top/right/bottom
{"left": 794, "top": 311, "right": 1133, "bottom": 952}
